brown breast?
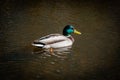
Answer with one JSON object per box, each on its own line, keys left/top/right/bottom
{"left": 68, "top": 36, "right": 74, "bottom": 42}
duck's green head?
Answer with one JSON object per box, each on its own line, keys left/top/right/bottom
{"left": 63, "top": 25, "right": 81, "bottom": 36}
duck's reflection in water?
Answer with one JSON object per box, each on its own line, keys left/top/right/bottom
{"left": 32, "top": 46, "right": 72, "bottom": 58}
{"left": 0, "top": 46, "right": 74, "bottom": 80}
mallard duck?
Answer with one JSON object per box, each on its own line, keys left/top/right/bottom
{"left": 32, "top": 25, "right": 81, "bottom": 49}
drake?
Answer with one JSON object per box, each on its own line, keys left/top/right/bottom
{"left": 32, "top": 25, "right": 81, "bottom": 50}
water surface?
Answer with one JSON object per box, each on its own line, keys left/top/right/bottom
{"left": 0, "top": 0, "right": 120, "bottom": 80}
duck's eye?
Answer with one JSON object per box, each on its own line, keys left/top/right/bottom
{"left": 71, "top": 28, "right": 74, "bottom": 30}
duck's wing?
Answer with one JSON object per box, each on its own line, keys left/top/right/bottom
{"left": 34, "top": 34, "right": 68, "bottom": 45}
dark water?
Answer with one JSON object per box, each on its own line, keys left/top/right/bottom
{"left": 0, "top": 0, "right": 120, "bottom": 80}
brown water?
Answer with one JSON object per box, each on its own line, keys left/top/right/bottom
{"left": 0, "top": 0, "right": 120, "bottom": 80}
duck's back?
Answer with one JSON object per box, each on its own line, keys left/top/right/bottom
{"left": 32, "top": 34, "right": 73, "bottom": 48}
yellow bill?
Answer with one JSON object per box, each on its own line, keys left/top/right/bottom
{"left": 74, "top": 29, "right": 81, "bottom": 35}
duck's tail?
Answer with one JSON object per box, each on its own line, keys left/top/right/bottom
{"left": 32, "top": 42, "right": 45, "bottom": 48}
